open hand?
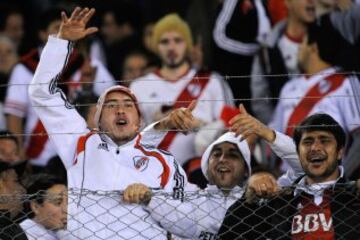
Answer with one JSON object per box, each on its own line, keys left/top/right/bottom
{"left": 57, "top": 7, "right": 98, "bottom": 41}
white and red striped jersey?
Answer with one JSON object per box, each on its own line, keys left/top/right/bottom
{"left": 270, "top": 67, "right": 360, "bottom": 136}
{"left": 130, "top": 69, "right": 235, "bottom": 166}
{"left": 4, "top": 48, "right": 115, "bottom": 166}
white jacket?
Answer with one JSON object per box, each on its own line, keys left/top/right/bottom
{"left": 142, "top": 130, "right": 302, "bottom": 239}
{"left": 29, "top": 36, "right": 188, "bottom": 240}
{"left": 147, "top": 185, "right": 243, "bottom": 240}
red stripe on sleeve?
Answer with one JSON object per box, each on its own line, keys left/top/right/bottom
{"left": 135, "top": 134, "right": 170, "bottom": 188}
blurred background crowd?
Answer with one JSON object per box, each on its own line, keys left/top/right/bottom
{"left": 0, "top": 0, "right": 360, "bottom": 196}
{"left": 1, "top": 0, "right": 360, "bottom": 239}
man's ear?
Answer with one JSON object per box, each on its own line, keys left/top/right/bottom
{"left": 311, "top": 42, "right": 319, "bottom": 54}
{"left": 30, "top": 201, "right": 40, "bottom": 215}
{"left": 337, "top": 147, "right": 344, "bottom": 161}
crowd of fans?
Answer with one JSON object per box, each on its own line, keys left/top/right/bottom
{"left": 0, "top": 0, "right": 360, "bottom": 239}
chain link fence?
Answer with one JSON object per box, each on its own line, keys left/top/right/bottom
{"left": 1, "top": 184, "right": 360, "bottom": 240}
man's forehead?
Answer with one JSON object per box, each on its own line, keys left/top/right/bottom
{"left": 301, "top": 130, "right": 335, "bottom": 139}
{"left": 104, "top": 91, "right": 134, "bottom": 102}
{"left": 212, "top": 142, "right": 239, "bottom": 151}
{"left": 160, "top": 31, "right": 184, "bottom": 39}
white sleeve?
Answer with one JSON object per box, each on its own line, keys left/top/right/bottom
{"left": 4, "top": 64, "right": 33, "bottom": 118}
{"left": 28, "top": 36, "right": 89, "bottom": 169}
{"left": 139, "top": 122, "right": 166, "bottom": 148}
{"left": 340, "top": 76, "right": 360, "bottom": 132}
{"left": 269, "top": 131, "right": 303, "bottom": 186}
{"left": 146, "top": 184, "right": 200, "bottom": 238}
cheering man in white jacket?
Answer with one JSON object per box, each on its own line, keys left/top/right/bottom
{"left": 29, "top": 7, "right": 194, "bottom": 240}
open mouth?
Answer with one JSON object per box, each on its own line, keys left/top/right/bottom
{"left": 217, "top": 166, "right": 231, "bottom": 174}
{"left": 308, "top": 155, "right": 327, "bottom": 165}
{"left": 116, "top": 119, "right": 128, "bottom": 126}
{"left": 167, "top": 52, "right": 177, "bottom": 61}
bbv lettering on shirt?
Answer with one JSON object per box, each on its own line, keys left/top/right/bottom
{"left": 291, "top": 213, "right": 332, "bottom": 234}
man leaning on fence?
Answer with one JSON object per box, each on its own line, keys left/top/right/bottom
{"left": 28, "top": 7, "right": 196, "bottom": 240}
{"left": 218, "top": 113, "right": 360, "bottom": 239}
{"left": 123, "top": 104, "right": 303, "bottom": 240}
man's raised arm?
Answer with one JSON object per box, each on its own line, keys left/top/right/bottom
{"left": 28, "top": 8, "right": 98, "bottom": 168}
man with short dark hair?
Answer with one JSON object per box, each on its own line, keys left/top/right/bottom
{"left": 0, "top": 159, "right": 27, "bottom": 239}
{"left": 0, "top": 130, "right": 21, "bottom": 165}
{"left": 20, "top": 174, "right": 67, "bottom": 240}
{"left": 218, "top": 113, "right": 360, "bottom": 239}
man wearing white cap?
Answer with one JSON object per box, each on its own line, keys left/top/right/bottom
{"left": 28, "top": 7, "right": 195, "bottom": 240}
{"left": 123, "top": 131, "right": 252, "bottom": 240}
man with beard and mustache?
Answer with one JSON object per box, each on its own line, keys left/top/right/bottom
{"left": 123, "top": 131, "right": 252, "bottom": 240}
{"left": 269, "top": 20, "right": 360, "bottom": 180}
{"left": 130, "top": 14, "right": 237, "bottom": 188}
{"left": 218, "top": 113, "right": 360, "bottom": 239}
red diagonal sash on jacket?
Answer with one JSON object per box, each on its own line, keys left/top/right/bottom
{"left": 285, "top": 74, "right": 346, "bottom": 136}
{"left": 158, "top": 71, "right": 211, "bottom": 151}
{"left": 20, "top": 48, "right": 84, "bottom": 159}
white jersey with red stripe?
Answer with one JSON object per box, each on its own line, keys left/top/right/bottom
{"left": 269, "top": 67, "right": 360, "bottom": 135}
{"left": 29, "top": 36, "right": 188, "bottom": 240}
{"left": 4, "top": 48, "right": 115, "bottom": 166}
{"left": 130, "top": 68, "right": 235, "bottom": 165}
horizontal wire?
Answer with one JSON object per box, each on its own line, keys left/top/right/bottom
{"left": 5, "top": 94, "right": 360, "bottom": 109}
{"left": 1, "top": 71, "right": 359, "bottom": 88}
{"left": 1, "top": 182, "right": 356, "bottom": 199}
{"left": 0, "top": 124, "right": 358, "bottom": 138}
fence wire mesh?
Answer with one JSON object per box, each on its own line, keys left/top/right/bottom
{"left": 1, "top": 184, "right": 360, "bottom": 240}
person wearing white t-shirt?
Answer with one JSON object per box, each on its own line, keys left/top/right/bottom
{"left": 131, "top": 14, "right": 238, "bottom": 186}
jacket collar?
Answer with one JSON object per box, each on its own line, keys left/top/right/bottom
{"left": 99, "top": 133, "right": 139, "bottom": 148}
{"left": 294, "top": 166, "right": 345, "bottom": 197}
